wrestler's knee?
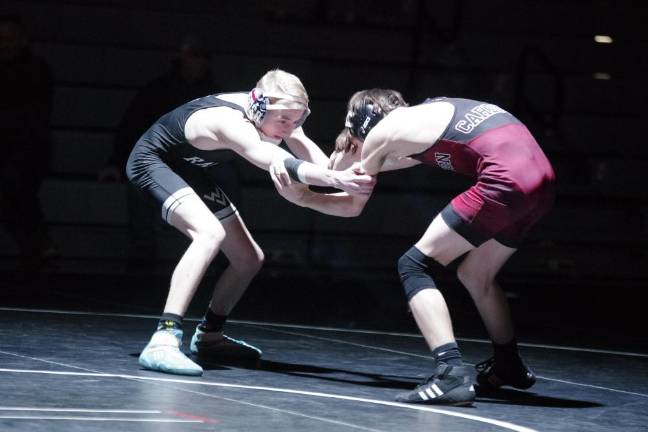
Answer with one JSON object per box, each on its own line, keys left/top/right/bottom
{"left": 192, "top": 223, "right": 226, "bottom": 257}
{"left": 233, "top": 248, "right": 265, "bottom": 274}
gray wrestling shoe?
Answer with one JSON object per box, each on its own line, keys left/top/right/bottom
{"left": 190, "top": 326, "right": 262, "bottom": 360}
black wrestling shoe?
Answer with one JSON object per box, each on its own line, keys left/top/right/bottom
{"left": 475, "top": 356, "right": 536, "bottom": 391}
{"left": 395, "top": 363, "right": 476, "bottom": 406}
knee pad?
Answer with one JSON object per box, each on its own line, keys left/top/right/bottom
{"left": 397, "top": 246, "right": 443, "bottom": 301}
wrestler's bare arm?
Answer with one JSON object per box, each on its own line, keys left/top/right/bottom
{"left": 361, "top": 103, "right": 454, "bottom": 175}
{"left": 283, "top": 127, "right": 330, "bottom": 166}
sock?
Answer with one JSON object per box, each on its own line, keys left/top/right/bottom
{"left": 493, "top": 339, "right": 520, "bottom": 362}
{"left": 157, "top": 312, "right": 183, "bottom": 332}
{"left": 198, "top": 308, "right": 227, "bottom": 333}
{"left": 432, "top": 342, "right": 463, "bottom": 367}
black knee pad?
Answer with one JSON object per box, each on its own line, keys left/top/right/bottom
{"left": 397, "top": 246, "right": 444, "bottom": 301}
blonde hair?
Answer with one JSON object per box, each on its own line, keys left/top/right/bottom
{"left": 256, "top": 69, "right": 309, "bottom": 108}
{"left": 336, "top": 88, "right": 408, "bottom": 153}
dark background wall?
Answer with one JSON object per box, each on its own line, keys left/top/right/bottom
{"left": 1, "top": 0, "right": 646, "bottom": 347}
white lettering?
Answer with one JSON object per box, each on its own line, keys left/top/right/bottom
{"left": 454, "top": 104, "right": 506, "bottom": 134}
{"left": 203, "top": 190, "right": 227, "bottom": 205}
{"left": 183, "top": 156, "right": 217, "bottom": 168}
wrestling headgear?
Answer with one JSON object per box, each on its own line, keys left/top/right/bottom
{"left": 246, "top": 88, "right": 311, "bottom": 128}
{"left": 344, "top": 103, "right": 385, "bottom": 140}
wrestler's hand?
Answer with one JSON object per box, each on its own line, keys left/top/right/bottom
{"left": 332, "top": 166, "right": 376, "bottom": 195}
{"left": 269, "top": 156, "right": 292, "bottom": 188}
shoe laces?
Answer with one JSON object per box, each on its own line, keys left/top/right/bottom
{"left": 422, "top": 362, "right": 452, "bottom": 384}
{"left": 475, "top": 357, "right": 495, "bottom": 373}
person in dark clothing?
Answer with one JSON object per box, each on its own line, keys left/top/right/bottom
{"left": 0, "top": 14, "right": 57, "bottom": 273}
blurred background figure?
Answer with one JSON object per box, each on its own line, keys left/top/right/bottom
{"left": 98, "top": 34, "right": 241, "bottom": 270}
{"left": 0, "top": 14, "right": 57, "bottom": 275}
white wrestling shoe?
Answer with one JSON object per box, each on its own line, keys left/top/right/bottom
{"left": 138, "top": 329, "right": 203, "bottom": 376}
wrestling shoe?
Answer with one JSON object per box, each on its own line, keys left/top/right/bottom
{"left": 190, "top": 326, "right": 262, "bottom": 360}
{"left": 395, "top": 363, "right": 476, "bottom": 406}
{"left": 475, "top": 355, "right": 536, "bottom": 391}
{"left": 138, "top": 329, "right": 203, "bottom": 376}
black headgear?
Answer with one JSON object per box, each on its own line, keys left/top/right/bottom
{"left": 345, "top": 103, "right": 384, "bottom": 140}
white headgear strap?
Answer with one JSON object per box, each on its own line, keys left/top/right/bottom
{"left": 246, "top": 88, "right": 310, "bottom": 128}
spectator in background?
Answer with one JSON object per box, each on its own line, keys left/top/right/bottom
{"left": 99, "top": 34, "right": 240, "bottom": 267}
{"left": 0, "top": 14, "right": 57, "bottom": 274}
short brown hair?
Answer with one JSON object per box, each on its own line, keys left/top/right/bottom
{"left": 336, "top": 89, "right": 408, "bottom": 154}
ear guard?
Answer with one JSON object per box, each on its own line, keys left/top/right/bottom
{"left": 246, "top": 88, "right": 310, "bottom": 128}
{"left": 345, "top": 103, "right": 384, "bottom": 140}
{"left": 246, "top": 88, "right": 268, "bottom": 127}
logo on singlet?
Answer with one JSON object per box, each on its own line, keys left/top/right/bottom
{"left": 203, "top": 189, "right": 228, "bottom": 206}
{"left": 183, "top": 156, "right": 217, "bottom": 168}
{"left": 435, "top": 152, "right": 454, "bottom": 171}
{"left": 454, "top": 103, "right": 506, "bottom": 134}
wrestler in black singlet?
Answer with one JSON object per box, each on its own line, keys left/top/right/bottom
{"left": 126, "top": 94, "right": 246, "bottom": 223}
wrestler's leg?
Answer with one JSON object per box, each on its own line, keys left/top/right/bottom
{"left": 138, "top": 189, "right": 224, "bottom": 376}
{"left": 459, "top": 240, "right": 536, "bottom": 390}
{"left": 457, "top": 239, "right": 517, "bottom": 344}
{"left": 190, "top": 212, "right": 265, "bottom": 360}
{"left": 395, "top": 214, "right": 476, "bottom": 405}
{"left": 406, "top": 214, "right": 475, "bottom": 350}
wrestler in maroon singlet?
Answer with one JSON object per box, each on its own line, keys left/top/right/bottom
{"left": 410, "top": 97, "right": 556, "bottom": 247}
